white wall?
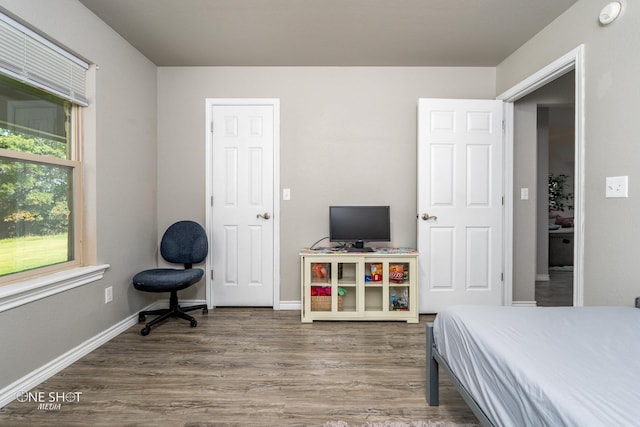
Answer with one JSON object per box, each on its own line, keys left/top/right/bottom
{"left": 0, "top": 0, "right": 158, "bottom": 389}
{"left": 157, "top": 67, "right": 496, "bottom": 301}
{"left": 499, "top": 0, "right": 640, "bottom": 305}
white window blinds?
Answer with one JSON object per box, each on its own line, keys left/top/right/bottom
{"left": 0, "top": 12, "right": 89, "bottom": 106}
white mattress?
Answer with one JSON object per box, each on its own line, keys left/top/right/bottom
{"left": 433, "top": 305, "right": 640, "bottom": 427}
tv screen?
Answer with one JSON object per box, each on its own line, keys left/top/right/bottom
{"left": 329, "top": 206, "right": 390, "bottom": 249}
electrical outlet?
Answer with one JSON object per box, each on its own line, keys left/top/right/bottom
{"left": 105, "top": 286, "right": 113, "bottom": 304}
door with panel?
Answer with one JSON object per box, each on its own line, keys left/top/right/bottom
{"left": 209, "top": 103, "right": 275, "bottom": 306}
{"left": 418, "top": 98, "right": 504, "bottom": 313}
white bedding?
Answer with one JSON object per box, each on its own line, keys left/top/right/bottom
{"left": 433, "top": 305, "right": 640, "bottom": 427}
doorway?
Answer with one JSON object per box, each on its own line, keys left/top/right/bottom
{"left": 499, "top": 45, "right": 584, "bottom": 307}
{"left": 511, "top": 73, "right": 575, "bottom": 307}
{"left": 537, "top": 103, "right": 575, "bottom": 306}
{"left": 205, "top": 99, "right": 281, "bottom": 309}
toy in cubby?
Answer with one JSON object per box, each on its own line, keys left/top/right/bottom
{"left": 365, "top": 263, "right": 383, "bottom": 283}
{"left": 311, "top": 263, "right": 330, "bottom": 283}
{"left": 389, "top": 264, "right": 408, "bottom": 283}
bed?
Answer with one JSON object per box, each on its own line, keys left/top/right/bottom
{"left": 426, "top": 305, "right": 640, "bottom": 427}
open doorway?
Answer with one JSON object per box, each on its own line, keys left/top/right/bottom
{"left": 537, "top": 102, "right": 575, "bottom": 306}
{"left": 513, "top": 71, "right": 575, "bottom": 307}
{"left": 500, "top": 45, "right": 584, "bottom": 308}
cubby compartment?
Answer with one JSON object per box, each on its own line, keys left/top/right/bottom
{"left": 389, "top": 262, "right": 410, "bottom": 284}
{"left": 365, "top": 286, "right": 383, "bottom": 311}
{"left": 338, "top": 262, "right": 357, "bottom": 285}
{"left": 341, "top": 286, "right": 357, "bottom": 312}
{"left": 389, "top": 286, "right": 410, "bottom": 311}
{"left": 309, "top": 263, "right": 331, "bottom": 284}
{"left": 365, "top": 262, "right": 383, "bottom": 283}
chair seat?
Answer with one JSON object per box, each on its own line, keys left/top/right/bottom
{"left": 133, "top": 268, "right": 204, "bottom": 293}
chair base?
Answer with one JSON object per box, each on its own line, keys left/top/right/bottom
{"left": 138, "top": 290, "right": 208, "bottom": 336}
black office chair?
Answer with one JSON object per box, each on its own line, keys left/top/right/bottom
{"left": 133, "top": 220, "right": 209, "bottom": 336}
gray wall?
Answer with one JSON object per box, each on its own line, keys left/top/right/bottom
{"left": 0, "top": 0, "right": 158, "bottom": 389}
{"left": 156, "top": 67, "right": 496, "bottom": 302}
{"left": 498, "top": 0, "right": 640, "bottom": 305}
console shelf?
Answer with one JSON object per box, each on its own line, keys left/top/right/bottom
{"left": 300, "top": 248, "right": 418, "bottom": 323}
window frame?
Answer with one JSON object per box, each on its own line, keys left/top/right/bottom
{"left": 0, "top": 103, "right": 84, "bottom": 284}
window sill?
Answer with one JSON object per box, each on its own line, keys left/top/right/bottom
{"left": 0, "top": 264, "right": 110, "bottom": 314}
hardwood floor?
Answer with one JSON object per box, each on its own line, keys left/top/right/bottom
{"left": 535, "top": 270, "right": 574, "bottom": 306}
{"left": 0, "top": 308, "right": 479, "bottom": 427}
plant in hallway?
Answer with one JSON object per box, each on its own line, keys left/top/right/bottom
{"left": 548, "top": 173, "right": 573, "bottom": 212}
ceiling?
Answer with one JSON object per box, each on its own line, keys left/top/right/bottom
{"left": 77, "top": 0, "right": 578, "bottom": 67}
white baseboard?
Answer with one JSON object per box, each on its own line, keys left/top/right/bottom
{"left": 536, "top": 274, "right": 550, "bottom": 281}
{"left": 278, "top": 300, "right": 301, "bottom": 310}
{"left": 0, "top": 302, "right": 160, "bottom": 408}
{"left": 511, "top": 301, "right": 537, "bottom": 307}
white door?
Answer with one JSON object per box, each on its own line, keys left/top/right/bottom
{"left": 418, "top": 98, "right": 504, "bottom": 313}
{"left": 208, "top": 102, "right": 277, "bottom": 306}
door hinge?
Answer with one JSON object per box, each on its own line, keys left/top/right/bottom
{"left": 211, "top": 270, "right": 214, "bottom": 280}
{"left": 501, "top": 272, "right": 504, "bottom": 282}
{"left": 502, "top": 119, "right": 505, "bottom": 133}
{"left": 210, "top": 196, "right": 214, "bottom": 206}
{"left": 502, "top": 196, "right": 504, "bottom": 206}
{"left": 210, "top": 121, "right": 214, "bottom": 133}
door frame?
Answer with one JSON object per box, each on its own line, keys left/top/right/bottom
{"left": 498, "top": 45, "right": 585, "bottom": 306}
{"left": 204, "top": 98, "right": 281, "bottom": 309}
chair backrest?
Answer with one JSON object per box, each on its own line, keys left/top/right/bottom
{"left": 160, "top": 220, "right": 208, "bottom": 267}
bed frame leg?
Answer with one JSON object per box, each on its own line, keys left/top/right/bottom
{"left": 427, "top": 322, "right": 439, "bottom": 406}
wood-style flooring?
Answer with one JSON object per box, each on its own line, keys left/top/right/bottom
{"left": 535, "top": 270, "right": 574, "bottom": 306}
{"left": 0, "top": 308, "right": 479, "bottom": 427}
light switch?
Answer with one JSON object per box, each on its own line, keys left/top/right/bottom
{"left": 520, "top": 188, "right": 529, "bottom": 200}
{"left": 283, "top": 188, "right": 291, "bottom": 200}
{"left": 606, "top": 176, "right": 628, "bottom": 198}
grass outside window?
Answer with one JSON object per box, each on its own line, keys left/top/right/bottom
{"left": 0, "top": 234, "right": 68, "bottom": 276}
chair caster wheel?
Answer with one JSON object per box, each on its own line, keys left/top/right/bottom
{"left": 141, "top": 327, "right": 150, "bottom": 336}
{"left": 138, "top": 314, "right": 146, "bottom": 322}
{"left": 190, "top": 319, "right": 197, "bottom": 327}
{"left": 203, "top": 307, "right": 208, "bottom": 314}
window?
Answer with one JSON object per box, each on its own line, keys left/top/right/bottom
{"left": 0, "top": 75, "right": 82, "bottom": 280}
{"left": 0, "top": 11, "right": 89, "bottom": 284}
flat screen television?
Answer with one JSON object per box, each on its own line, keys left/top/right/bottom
{"left": 329, "top": 206, "right": 390, "bottom": 251}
